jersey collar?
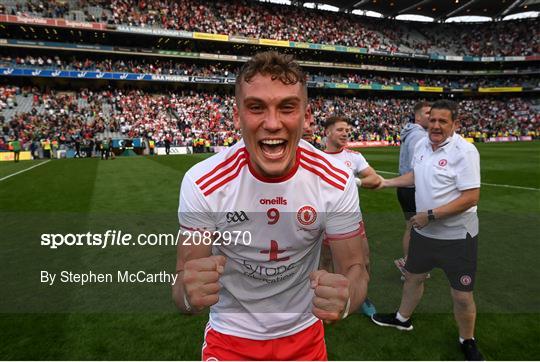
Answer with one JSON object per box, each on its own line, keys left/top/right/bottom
{"left": 429, "top": 132, "right": 456, "bottom": 153}
{"left": 323, "top": 148, "right": 344, "bottom": 154}
{"left": 247, "top": 147, "right": 301, "bottom": 183}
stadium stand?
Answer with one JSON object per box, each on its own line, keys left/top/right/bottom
{"left": 2, "top": 55, "right": 538, "bottom": 88}
{"left": 1, "top": 86, "right": 538, "bottom": 153}
{"left": 0, "top": 1, "right": 539, "bottom": 361}
{"left": 0, "top": 0, "right": 538, "bottom": 158}
{"left": 1, "top": 0, "right": 538, "bottom": 56}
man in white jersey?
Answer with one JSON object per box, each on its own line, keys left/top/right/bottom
{"left": 371, "top": 100, "right": 483, "bottom": 361}
{"left": 323, "top": 116, "right": 381, "bottom": 189}
{"left": 173, "top": 51, "right": 369, "bottom": 361}
{"left": 322, "top": 115, "right": 381, "bottom": 317}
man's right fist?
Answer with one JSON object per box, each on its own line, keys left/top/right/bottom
{"left": 182, "top": 255, "right": 226, "bottom": 311}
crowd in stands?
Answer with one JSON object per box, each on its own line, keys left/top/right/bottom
{"left": 310, "top": 72, "right": 539, "bottom": 89}
{"left": 111, "top": 89, "right": 238, "bottom": 147}
{"left": 0, "top": 55, "right": 237, "bottom": 78}
{"left": 1, "top": 0, "right": 538, "bottom": 57}
{"left": 414, "top": 21, "right": 538, "bottom": 57}
{"left": 459, "top": 98, "right": 539, "bottom": 140}
{"left": 2, "top": 55, "right": 538, "bottom": 89}
{"left": 0, "top": 0, "right": 70, "bottom": 20}
{"left": 1, "top": 86, "right": 538, "bottom": 156}
{"left": 310, "top": 96, "right": 540, "bottom": 142}
{"left": 0, "top": 85, "right": 111, "bottom": 154}
{"left": 0, "top": 85, "right": 18, "bottom": 111}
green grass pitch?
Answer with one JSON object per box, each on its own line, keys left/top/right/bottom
{"left": 0, "top": 142, "right": 539, "bottom": 360}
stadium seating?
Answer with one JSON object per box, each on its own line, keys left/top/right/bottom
{"left": 1, "top": 55, "right": 537, "bottom": 88}
{"left": 2, "top": 86, "right": 538, "bottom": 151}
{"left": 1, "top": 0, "right": 538, "bottom": 56}
{"left": 0, "top": 1, "right": 538, "bottom": 154}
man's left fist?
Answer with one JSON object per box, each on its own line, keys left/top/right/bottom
{"left": 310, "top": 270, "right": 350, "bottom": 321}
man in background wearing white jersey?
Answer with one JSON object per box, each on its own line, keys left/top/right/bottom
{"left": 322, "top": 115, "right": 381, "bottom": 317}
{"left": 173, "top": 51, "right": 369, "bottom": 360}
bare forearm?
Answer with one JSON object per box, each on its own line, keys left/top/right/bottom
{"left": 172, "top": 273, "right": 191, "bottom": 313}
{"left": 433, "top": 189, "right": 479, "bottom": 219}
{"left": 345, "top": 264, "right": 369, "bottom": 312}
{"left": 173, "top": 234, "right": 213, "bottom": 313}
{"left": 172, "top": 270, "right": 204, "bottom": 314}
{"left": 384, "top": 172, "right": 414, "bottom": 188}
{"left": 358, "top": 167, "right": 382, "bottom": 189}
{"left": 360, "top": 173, "right": 381, "bottom": 189}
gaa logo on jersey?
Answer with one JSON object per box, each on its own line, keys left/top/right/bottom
{"left": 297, "top": 205, "right": 317, "bottom": 226}
{"left": 439, "top": 159, "right": 448, "bottom": 167}
{"left": 460, "top": 275, "right": 472, "bottom": 286}
{"left": 226, "top": 211, "right": 249, "bottom": 223}
{"left": 344, "top": 161, "right": 352, "bottom": 168}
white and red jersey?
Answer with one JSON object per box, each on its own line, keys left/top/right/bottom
{"left": 324, "top": 148, "right": 370, "bottom": 176}
{"left": 179, "top": 139, "right": 362, "bottom": 340}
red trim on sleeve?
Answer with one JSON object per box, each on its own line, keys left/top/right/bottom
{"left": 325, "top": 227, "right": 362, "bottom": 241}
{"left": 325, "top": 222, "right": 366, "bottom": 242}
{"left": 179, "top": 224, "right": 208, "bottom": 232}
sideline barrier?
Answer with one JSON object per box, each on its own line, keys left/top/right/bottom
{"left": 155, "top": 147, "right": 192, "bottom": 155}
{"left": 486, "top": 136, "right": 533, "bottom": 143}
{"left": 347, "top": 141, "right": 393, "bottom": 148}
{"left": 0, "top": 151, "right": 32, "bottom": 161}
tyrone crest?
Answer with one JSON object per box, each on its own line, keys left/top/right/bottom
{"left": 297, "top": 205, "right": 317, "bottom": 226}
{"left": 460, "top": 275, "right": 472, "bottom": 286}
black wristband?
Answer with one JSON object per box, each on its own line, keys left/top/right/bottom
{"left": 428, "top": 209, "right": 435, "bottom": 221}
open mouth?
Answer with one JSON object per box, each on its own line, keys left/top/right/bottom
{"left": 259, "top": 139, "right": 287, "bottom": 159}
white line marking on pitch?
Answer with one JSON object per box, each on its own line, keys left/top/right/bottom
{"left": 376, "top": 170, "right": 399, "bottom": 175}
{"left": 375, "top": 169, "right": 540, "bottom": 191}
{"left": 0, "top": 160, "right": 51, "bottom": 182}
{"left": 480, "top": 182, "right": 540, "bottom": 191}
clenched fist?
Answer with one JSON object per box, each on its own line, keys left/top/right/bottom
{"left": 310, "top": 270, "right": 350, "bottom": 321}
{"left": 182, "top": 255, "right": 226, "bottom": 311}
{"left": 375, "top": 175, "right": 386, "bottom": 190}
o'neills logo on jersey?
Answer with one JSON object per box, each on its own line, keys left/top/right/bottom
{"left": 297, "top": 205, "right": 317, "bottom": 226}
{"left": 259, "top": 197, "right": 287, "bottom": 205}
